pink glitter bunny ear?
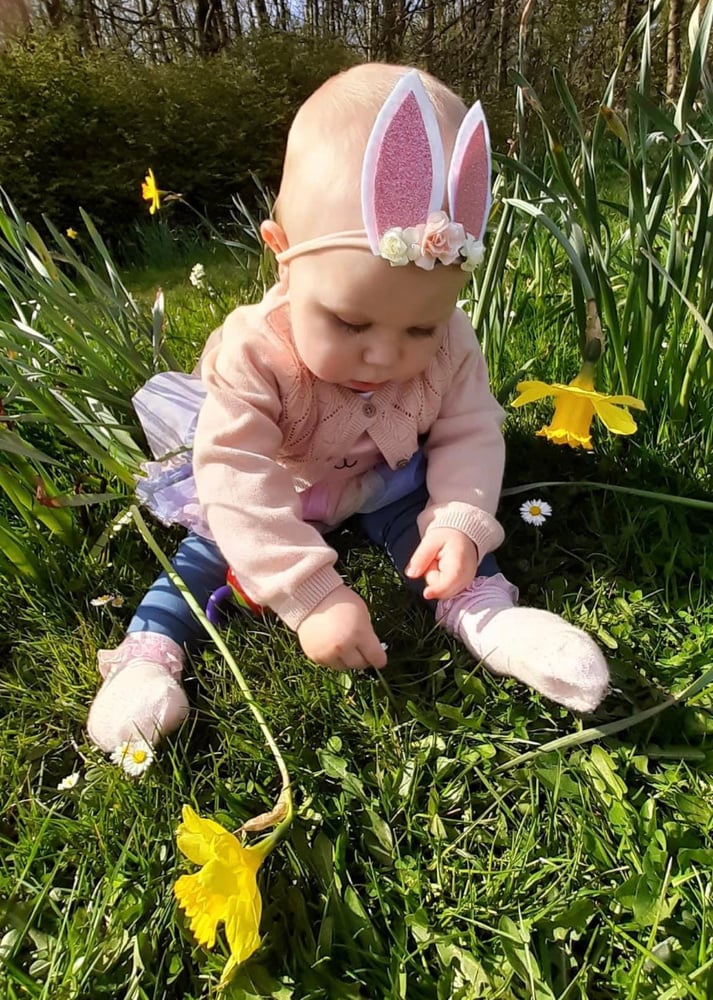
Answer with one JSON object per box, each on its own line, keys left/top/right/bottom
{"left": 447, "top": 101, "right": 491, "bottom": 240}
{"left": 361, "top": 70, "right": 446, "bottom": 254}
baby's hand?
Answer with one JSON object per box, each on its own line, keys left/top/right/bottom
{"left": 405, "top": 527, "right": 478, "bottom": 600}
{"left": 297, "top": 586, "right": 387, "bottom": 671}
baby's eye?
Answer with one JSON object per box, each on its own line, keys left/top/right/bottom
{"left": 335, "top": 316, "right": 370, "bottom": 334}
{"left": 408, "top": 326, "right": 436, "bottom": 338}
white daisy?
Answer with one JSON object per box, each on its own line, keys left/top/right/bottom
{"left": 520, "top": 499, "right": 552, "bottom": 526}
{"left": 111, "top": 739, "right": 155, "bottom": 776}
{"left": 90, "top": 594, "right": 124, "bottom": 608}
{"left": 57, "top": 771, "right": 80, "bottom": 791}
{"left": 189, "top": 263, "right": 206, "bottom": 289}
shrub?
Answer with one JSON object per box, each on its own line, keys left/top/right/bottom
{"left": 0, "top": 29, "right": 355, "bottom": 237}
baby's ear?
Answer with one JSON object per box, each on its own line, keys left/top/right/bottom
{"left": 260, "top": 220, "right": 290, "bottom": 288}
{"left": 260, "top": 220, "right": 289, "bottom": 255}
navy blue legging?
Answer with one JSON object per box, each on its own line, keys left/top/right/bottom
{"left": 128, "top": 483, "right": 499, "bottom": 648}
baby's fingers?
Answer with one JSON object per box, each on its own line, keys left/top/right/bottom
{"left": 422, "top": 559, "right": 460, "bottom": 600}
{"left": 405, "top": 536, "right": 440, "bottom": 579}
{"left": 358, "top": 636, "right": 387, "bottom": 670}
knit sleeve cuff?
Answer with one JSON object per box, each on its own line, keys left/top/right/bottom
{"left": 272, "top": 565, "right": 348, "bottom": 631}
{"left": 418, "top": 502, "right": 505, "bottom": 560}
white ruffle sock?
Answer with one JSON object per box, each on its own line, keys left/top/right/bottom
{"left": 87, "top": 632, "right": 189, "bottom": 752}
{"left": 437, "top": 574, "right": 609, "bottom": 712}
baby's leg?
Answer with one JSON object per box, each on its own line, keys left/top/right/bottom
{"left": 87, "top": 532, "right": 228, "bottom": 751}
{"left": 359, "top": 488, "right": 609, "bottom": 712}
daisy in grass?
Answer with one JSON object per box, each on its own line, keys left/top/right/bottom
{"left": 57, "top": 772, "right": 80, "bottom": 791}
{"left": 90, "top": 594, "right": 124, "bottom": 607}
{"left": 189, "top": 263, "right": 206, "bottom": 289}
{"left": 111, "top": 738, "right": 154, "bottom": 776}
{"left": 520, "top": 499, "right": 552, "bottom": 526}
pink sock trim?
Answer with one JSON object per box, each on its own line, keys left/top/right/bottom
{"left": 97, "top": 632, "right": 185, "bottom": 681}
{"left": 436, "top": 573, "right": 519, "bottom": 635}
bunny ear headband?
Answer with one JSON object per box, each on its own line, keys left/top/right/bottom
{"left": 276, "top": 69, "right": 491, "bottom": 272}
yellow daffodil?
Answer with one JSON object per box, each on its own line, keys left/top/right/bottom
{"left": 66, "top": 227, "right": 78, "bottom": 239}
{"left": 141, "top": 168, "right": 162, "bottom": 214}
{"left": 512, "top": 362, "right": 645, "bottom": 450}
{"left": 174, "top": 805, "right": 271, "bottom": 986}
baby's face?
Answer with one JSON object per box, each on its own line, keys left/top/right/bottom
{"left": 286, "top": 249, "right": 468, "bottom": 390}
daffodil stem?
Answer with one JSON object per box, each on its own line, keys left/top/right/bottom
{"left": 128, "top": 506, "right": 293, "bottom": 815}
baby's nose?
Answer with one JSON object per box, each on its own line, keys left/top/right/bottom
{"left": 362, "top": 335, "right": 400, "bottom": 367}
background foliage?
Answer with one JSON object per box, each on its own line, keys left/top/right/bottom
{"left": 1, "top": 0, "right": 708, "bottom": 233}
{"left": 0, "top": 30, "right": 353, "bottom": 235}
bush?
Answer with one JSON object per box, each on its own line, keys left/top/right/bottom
{"left": 0, "top": 30, "right": 356, "bottom": 238}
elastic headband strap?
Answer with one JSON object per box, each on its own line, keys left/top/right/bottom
{"left": 276, "top": 231, "right": 372, "bottom": 263}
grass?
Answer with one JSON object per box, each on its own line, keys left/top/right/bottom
{"left": 2, "top": 249, "right": 713, "bottom": 999}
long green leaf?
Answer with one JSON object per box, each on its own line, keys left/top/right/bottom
{"left": 503, "top": 198, "right": 595, "bottom": 298}
{"left": 495, "top": 662, "right": 713, "bottom": 773}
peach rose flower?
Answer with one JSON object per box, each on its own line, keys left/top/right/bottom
{"left": 416, "top": 211, "right": 466, "bottom": 270}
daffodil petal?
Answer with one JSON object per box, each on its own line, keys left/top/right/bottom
{"left": 223, "top": 888, "right": 262, "bottom": 968}
{"left": 177, "top": 805, "right": 228, "bottom": 866}
{"left": 175, "top": 872, "right": 220, "bottom": 948}
{"left": 592, "top": 398, "right": 639, "bottom": 435}
{"left": 537, "top": 426, "right": 593, "bottom": 450}
{"left": 511, "top": 380, "right": 557, "bottom": 407}
{"left": 555, "top": 383, "right": 603, "bottom": 399}
{"left": 173, "top": 805, "right": 270, "bottom": 986}
{"left": 605, "top": 394, "right": 646, "bottom": 410}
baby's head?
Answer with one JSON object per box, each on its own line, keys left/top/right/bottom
{"left": 261, "top": 64, "right": 490, "bottom": 390}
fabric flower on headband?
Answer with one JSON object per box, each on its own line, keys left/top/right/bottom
{"left": 378, "top": 212, "right": 485, "bottom": 271}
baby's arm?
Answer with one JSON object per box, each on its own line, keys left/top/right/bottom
{"left": 193, "top": 315, "right": 384, "bottom": 667}
{"left": 415, "top": 309, "right": 507, "bottom": 577}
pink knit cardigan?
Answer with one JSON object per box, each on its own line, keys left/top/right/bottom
{"left": 193, "top": 285, "right": 506, "bottom": 629}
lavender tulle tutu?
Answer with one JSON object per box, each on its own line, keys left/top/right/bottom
{"left": 132, "top": 372, "right": 213, "bottom": 539}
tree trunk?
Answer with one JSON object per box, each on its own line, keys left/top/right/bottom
{"left": 230, "top": 0, "right": 244, "bottom": 37}
{"left": 666, "top": 0, "right": 682, "bottom": 98}
{"left": 197, "top": 0, "right": 228, "bottom": 54}
{"left": 165, "top": 0, "right": 188, "bottom": 53}
{"left": 423, "top": 0, "right": 435, "bottom": 69}
{"left": 252, "top": 0, "right": 270, "bottom": 30}
{"left": 497, "top": 0, "right": 515, "bottom": 91}
{"left": 367, "top": 0, "right": 379, "bottom": 59}
{"left": 42, "top": 0, "right": 64, "bottom": 29}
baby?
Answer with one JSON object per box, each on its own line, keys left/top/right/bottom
{"left": 87, "top": 63, "right": 609, "bottom": 753}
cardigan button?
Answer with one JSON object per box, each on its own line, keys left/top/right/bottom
{"left": 362, "top": 402, "right": 376, "bottom": 418}
{"left": 395, "top": 458, "right": 409, "bottom": 469}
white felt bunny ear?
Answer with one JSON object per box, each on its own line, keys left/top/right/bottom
{"left": 447, "top": 101, "right": 491, "bottom": 241}
{"left": 361, "top": 70, "right": 446, "bottom": 254}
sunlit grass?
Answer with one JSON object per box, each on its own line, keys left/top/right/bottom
{"left": 2, "top": 272, "right": 713, "bottom": 994}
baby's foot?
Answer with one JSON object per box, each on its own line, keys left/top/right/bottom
{"left": 87, "top": 632, "right": 189, "bottom": 752}
{"left": 437, "top": 574, "right": 609, "bottom": 712}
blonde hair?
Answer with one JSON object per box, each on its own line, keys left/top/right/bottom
{"left": 274, "top": 64, "right": 467, "bottom": 243}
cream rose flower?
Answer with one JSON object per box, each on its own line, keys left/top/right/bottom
{"left": 459, "top": 235, "right": 485, "bottom": 272}
{"left": 401, "top": 225, "right": 424, "bottom": 261}
{"left": 378, "top": 228, "right": 411, "bottom": 266}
